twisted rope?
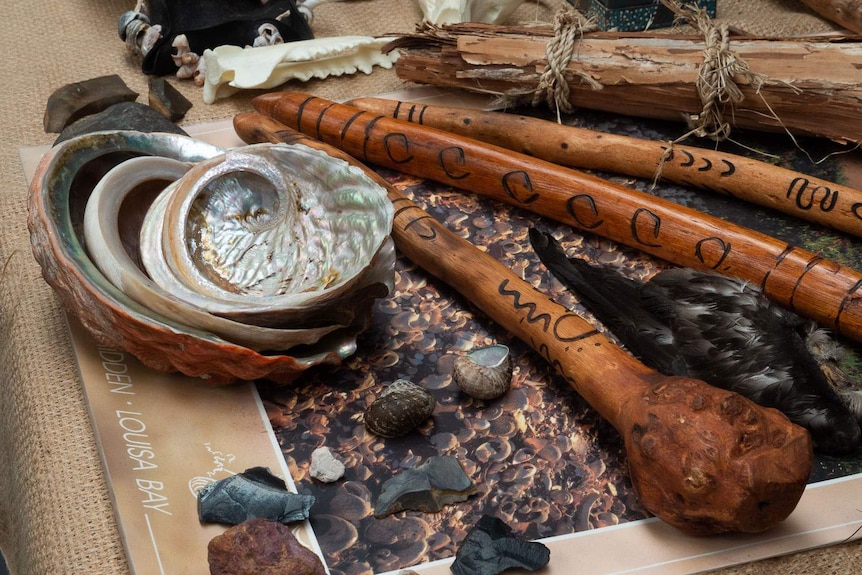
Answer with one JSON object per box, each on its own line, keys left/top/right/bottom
{"left": 532, "top": 9, "right": 600, "bottom": 117}
{"left": 663, "top": 0, "right": 764, "bottom": 141}
{"left": 650, "top": 1, "right": 768, "bottom": 190}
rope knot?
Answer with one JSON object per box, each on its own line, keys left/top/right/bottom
{"left": 532, "top": 9, "right": 600, "bottom": 118}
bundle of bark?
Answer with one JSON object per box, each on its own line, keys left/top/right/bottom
{"left": 389, "top": 16, "right": 862, "bottom": 144}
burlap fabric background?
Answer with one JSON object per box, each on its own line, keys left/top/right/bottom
{"left": 0, "top": 1, "right": 858, "bottom": 574}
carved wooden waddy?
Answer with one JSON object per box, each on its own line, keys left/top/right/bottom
{"left": 234, "top": 111, "right": 813, "bottom": 536}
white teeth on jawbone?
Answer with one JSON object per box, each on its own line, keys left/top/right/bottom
{"left": 201, "top": 36, "right": 400, "bottom": 103}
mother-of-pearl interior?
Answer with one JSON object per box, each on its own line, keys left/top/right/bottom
{"left": 28, "top": 131, "right": 395, "bottom": 383}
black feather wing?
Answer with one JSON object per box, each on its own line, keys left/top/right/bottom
{"left": 528, "top": 229, "right": 684, "bottom": 375}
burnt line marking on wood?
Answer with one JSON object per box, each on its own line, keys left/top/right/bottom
{"left": 695, "top": 237, "right": 732, "bottom": 269}
{"left": 679, "top": 150, "right": 695, "bottom": 167}
{"left": 361, "top": 116, "right": 383, "bottom": 163}
{"left": 295, "top": 95, "right": 315, "bottom": 131}
{"left": 438, "top": 146, "right": 471, "bottom": 179}
{"left": 836, "top": 280, "right": 862, "bottom": 332}
{"left": 402, "top": 215, "right": 438, "bottom": 240}
{"left": 499, "top": 279, "right": 552, "bottom": 332}
{"left": 315, "top": 102, "right": 336, "bottom": 142}
{"left": 760, "top": 245, "right": 795, "bottom": 291}
{"left": 339, "top": 111, "right": 364, "bottom": 143}
{"left": 787, "top": 256, "right": 824, "bottom": 311}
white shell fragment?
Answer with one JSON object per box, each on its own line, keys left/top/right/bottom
{"left": 453, "top": 344, "right": 513, "bottom": 400}
{"left": 202, "top": 36, "right": 400, "bottom": 103}
{"left": 417, "top": 0, "right": 526, "bottom": 25}
{"left": 309, "top": 446, "right": 346, "bottom": 483}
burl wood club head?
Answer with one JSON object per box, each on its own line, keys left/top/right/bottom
{"left": 233, "top": 107, "right": 814, "bottom": 536}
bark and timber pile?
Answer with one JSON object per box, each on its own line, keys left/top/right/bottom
{"left": 389, "top": 19, "right": 862, "bottom": 144}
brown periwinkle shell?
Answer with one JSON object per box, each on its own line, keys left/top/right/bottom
{"left": 364, "top": 380, "right": 435, "bottom": 438}
{"left": 453, "top": 344, "right": 513, "bottom": 400}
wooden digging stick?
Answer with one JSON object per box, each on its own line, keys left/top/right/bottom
{"left": 251, "top": 92, "right": 862, "bottom": 345}
{"left": 347, "top": 96, "right": 862, "bottom": 239}
{"left": 233, "top": 112, "right": 813, "bottom": 536}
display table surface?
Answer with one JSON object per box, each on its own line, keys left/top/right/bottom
{"left": 1, "top": 1, "right": 860, "bottom": 574}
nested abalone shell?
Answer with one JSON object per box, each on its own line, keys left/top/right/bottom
{"left": 139, "top": 142, "right": 395, "bottom": 328}
{"left": 82, "top": 155, "right": 342, "bottom": 351}
{"left": 364, "top": 380, "right": 436, "bottom": 438}
{"left": 453, "top": 344, "right": 513, "bottom": 400}
{"left": 27, "top": 131, "right": 394, "bottom": 383}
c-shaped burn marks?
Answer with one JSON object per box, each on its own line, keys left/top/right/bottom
{"left": 679, "top": 150, "right": 695, "bottom": 167}
{"left": 695, "top": 237, "right": 732, "bottom": 269}
{"left": 383, "top": 133, "right": 413, "bottom": 164}
{"left": 392, "top": 199, "right": 437, "bottom": 240}
{"left": 439, "top": 146, "right": 471, "bottom": 179}
{"left": 566, "top": 194, "right": 604, "bottom": 229}
{"left": 631, "top": 208, "right": 662, "bottom": 247}
{"left": 402, "top": 215, "right": 438, "bottom": 240}
{"left": 502, "top": 170, "right": 538, "bottom": 204}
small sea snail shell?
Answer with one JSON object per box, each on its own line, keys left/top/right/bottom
{"left": 364, "top": 380, "right": 435, "bottom": 438}
{"left": 453, "top": 344, "right": 513, "bottom": 400}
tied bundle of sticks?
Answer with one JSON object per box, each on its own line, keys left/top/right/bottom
{"left": 388, "top": 2, "right": 862, "bottom": 144}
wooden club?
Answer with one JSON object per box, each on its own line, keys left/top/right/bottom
{"left": 233, "top": 112, "right": 813, "bottom": 536}
{"left": 249, "top": 92, "right": 862, "bottom": 345}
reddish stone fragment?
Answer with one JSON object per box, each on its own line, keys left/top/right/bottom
{"left": 208, "top": 518, "right": 327, "bottom": 575}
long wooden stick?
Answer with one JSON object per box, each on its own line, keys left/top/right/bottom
{"left": 251, "top": 92, "right": 862, "bottom": 344}
{"left": 347, "top": 96, "right": 862, "bottom": 239}
{"left": 234, "top": 112, "right": 813, "bottom": 536}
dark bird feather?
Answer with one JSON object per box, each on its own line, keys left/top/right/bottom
{"left": 529, "top": 228, "right": 862, "bottom": 455}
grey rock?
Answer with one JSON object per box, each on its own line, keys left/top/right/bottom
{"left": 373, "top": 455, "right": 476, "bottom": 518}
{"left": 451, "top": 514, "right": 551, "bottom": 575}
{"left": 54, "top": 101, "right": 187, "bottom": 145}
{"left": 198, "top": 466, "right": 315, "bottom": 525}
